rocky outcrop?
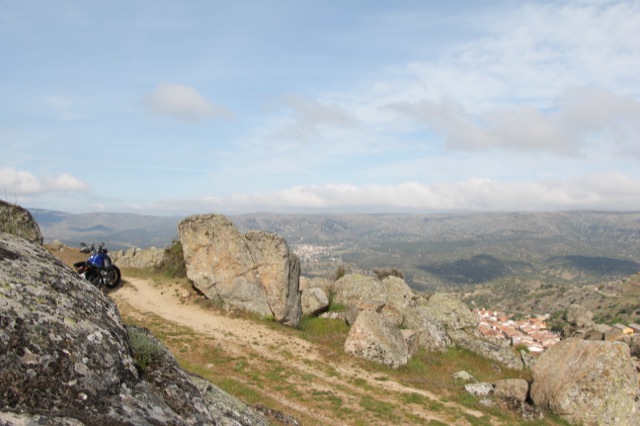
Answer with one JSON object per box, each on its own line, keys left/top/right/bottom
{"left": 344, "top": 310, "right": 409, "bottom": 369}
{"left": 178, "top": 214, "right": 301, "bottom": 326}
{"left": 531, "top": 338, "right": 640, "bottom": 426}
{"left": 112, "top": 247, "right": 168, "bottom": 269}
{"left": 0, "top": 200, "right": 43, "bottom": 244}
{"left": 330, "top": 275, "right": 524, "bottom": 370}
{"left": 0, "top": 232, "right": 267, "bottom": 425}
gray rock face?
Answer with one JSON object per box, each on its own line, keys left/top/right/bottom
{"left": 344, "top": 311, "right": 409, "bottom": 369}
{"left": 531, "top": 338, "right": 640, "bottom": 426}
{"left": 0, "top": 201, "right": 43, "bottom": 244}
{"left": 178, "top": 214, "right": 301, "bottom": 326}
{"left": 0, "top": 232, "right": 266, "bottom": 425}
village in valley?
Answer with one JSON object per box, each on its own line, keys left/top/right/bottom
{"left": 473, "top": 308, "right": 640, "bottom": 354}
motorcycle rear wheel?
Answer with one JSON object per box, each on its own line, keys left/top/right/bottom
{"left": 103, "top": 265, "right": 121, "bottom": 290}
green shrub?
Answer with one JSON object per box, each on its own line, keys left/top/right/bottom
{"left": 127, "top": 325, "right": 165, "bottom": 373}
{"left": 156, "top": 239, "right": 187, "bottom": 278}
{"left": 373, "top": 268, "right": 404, "bottom": 280}
{"left": 334, "top": 264, "right": 346, "bottom": 281}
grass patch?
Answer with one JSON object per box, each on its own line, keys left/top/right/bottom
{"left": 126, "top": 325, "right": 165, "bottom": 374}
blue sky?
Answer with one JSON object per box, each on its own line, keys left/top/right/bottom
{"left": 2, "top": 0, "right": 639, "bottom": 215}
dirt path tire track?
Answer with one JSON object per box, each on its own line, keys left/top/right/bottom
{"left": 111, "top": 277, "right": 483, "bottom": 425}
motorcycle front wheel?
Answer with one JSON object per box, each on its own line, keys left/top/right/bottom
{"left": 103, "top": 265, "right": 121, "bottom": 290}
{"left": 85, "top": 270, "right": 102, "bottom": 288}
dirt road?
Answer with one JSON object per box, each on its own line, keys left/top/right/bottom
{"left": 111, "top": 277, "right": 483, "bottom": 425}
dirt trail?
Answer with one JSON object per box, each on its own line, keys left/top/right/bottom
{"left": 111, "top": 277, "right": 483, "bottom": 425}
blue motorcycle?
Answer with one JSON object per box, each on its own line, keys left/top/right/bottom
{"left": 74, "top": 242, "right": 121, "bottom": 290}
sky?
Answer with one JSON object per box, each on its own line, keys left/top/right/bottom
{"left": 1, "top": 0, "right": 640, "bottom": 215}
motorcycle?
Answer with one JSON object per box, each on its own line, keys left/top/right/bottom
{"left": 74, "top": 242, "right": 121, "bottom": 291}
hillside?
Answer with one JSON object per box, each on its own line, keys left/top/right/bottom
{"left": 33, "top": 209, "right": 640, "bottom": 323}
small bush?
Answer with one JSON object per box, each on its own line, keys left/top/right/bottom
{"left": 334, "top": 264, "right": 347, "bottom": 281}
{"left": 127, "top": 325, "right": 165, "bottom": 373}
{"left": 373, "top": 268, "right": 404, "bottom": 280}
{"left": 157, "top": 239, "right": 187, "bottom": 278}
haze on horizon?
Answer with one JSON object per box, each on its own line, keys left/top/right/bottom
{"left": 1, "top": 1, "right": 639, "bottom": 215}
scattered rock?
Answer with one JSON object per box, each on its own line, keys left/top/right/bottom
{"left": 345, "top": 301, "right": 384, "bottom": 326}
{"left": 319, "top": 311, "right": 348, "bottom": 321}
{"left": 380, "top": 276, "right": 416, "bottom": 311}
{"left": 300, "top": 287, "right": 329, "bottom": 317}
{"left": 494, "top": 378, "right": 529, "bottom": 407}
{"left": 344, "top": 310, "right": 409, "bottom": 369}
{"left": 402, "top": 306, "right": 451, "bottom": 352}
{"left": 299, "top": 276, "right": 333, "bottom": 295}
{"left": 448, "top": 329, "right": 524, "bottom": 371}
{"left": 332, "top": 274, "right": 387, "bottom": 307}
{"left": 465, "top": 382, "right": 494, "bottom": 397}
{"left": 452, "top": 371, "right": 475, "bottom": 382}
{"left": 423, "top": 293, "right": 479, "bottom": 331}
{"left": 565, "top": 304, "right": 594, "bottom": 328}
{"left": 531, "top": 338, "right": 640, "bottom": 426}
{"left": 112, "top": 247, "right": 168, "bottom": 269}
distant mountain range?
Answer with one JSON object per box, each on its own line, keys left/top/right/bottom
{"left": 31, "top": 209, "right": 640, "bottom": 291}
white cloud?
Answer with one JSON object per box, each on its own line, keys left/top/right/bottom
{"left": 388, "top": 87, "right": 640, "bottom": 157}
{"left": 41, "top": 94, "right": 83, "bottom": 121}
{"left": 0, "top": 167, "right": 88, "bottom": 195}
{"left": 128, "top": 172, "right": 633, "bottom": 215}
{"left": 142, "top": 83, "right": 233, "bottom": 122}
{"left": 268, "top": 95, "right": 357, "bottom": 144}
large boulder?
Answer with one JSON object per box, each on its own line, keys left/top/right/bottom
{"left": 178, "top": 214, "right": 301, "bottom": 326}
{"left": 344, "top": 310, "right": 409, "bottom": 369}
{"left": 0, "top": 232, "right": 267, "bottom": 425}
{"left": 0, "top": 200, "right": 43, "bottom": 244}
{"left": 531, "top": 338, "right": 640, "bottom": 426}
